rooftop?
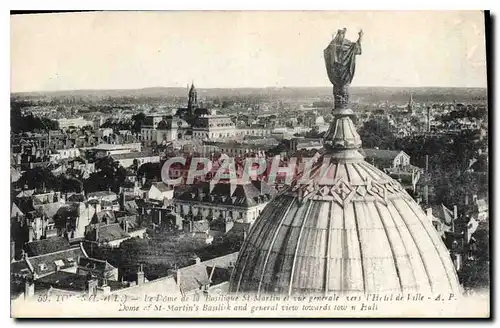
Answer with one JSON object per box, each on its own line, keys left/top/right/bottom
{"left": 176, "top": 180, "right": 276, "bottom": 208}
{"left": 25, "top": 237, "right": 72, "bottom": 257}
{"left": 111, "top": 151, "right": 158, "bottom": 160}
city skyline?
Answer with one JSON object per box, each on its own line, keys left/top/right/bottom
{"left": 11, "top": 11, "right": 487, "bottom": 92}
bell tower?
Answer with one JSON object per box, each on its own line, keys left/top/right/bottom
{"left": 187, "top": 83, "right": 198, "bottom": 116}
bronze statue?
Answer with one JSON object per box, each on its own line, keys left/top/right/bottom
{"left": 324, "top": 28, "right": 363, "bottom": 108}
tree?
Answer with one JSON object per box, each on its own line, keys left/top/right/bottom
{"left": 84, "top": 157, "right": 127, "bottom": 193}
{"left": 17, "top": 167, "right": 59, "bottom": 191}
{"left": 131, "top": 113, "right": 146, "bottom": 135}
{"left": 60, "top": 176, "right": 83, "bottom": 194}
{"left": 137, "top": 162, "right": 162, "bottom": 181}
{"left": 11, "top": 103, "right": 59, "bottom": 133}
{"left": 358, "top": 117, "right": 396, "bottom": 149}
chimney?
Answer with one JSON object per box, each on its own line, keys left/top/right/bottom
{"left": 209, "top": 181, "right": 216, "bottom": 193}
{"left": 102, "top": 278, "right": 111, "bottom": 295}
{"left": 11, "top": 241, "right": 15, "bottom": 263}
{"left": 24, "top": 279, "right": 35, "bottom": 300}
{"left": 87, "top": 279, "right": 98, "bottom": 297}
{"left": 137, "top": 264, "right": 145, "bottom": 285}
{"left": 176, "top": 268, "right": 181, "bottom": 287}
{"left": 28, "top": 225, "right": 34, "bottom": 242}
{"left": 426, "top": 208, "right": 433, "bottom": 221}
{"left": 452, "top": 205, "right": 458, "bottom": 233}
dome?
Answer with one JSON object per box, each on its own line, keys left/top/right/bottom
{"left": 229, "top": 109, "right": 461, "bottom": 296}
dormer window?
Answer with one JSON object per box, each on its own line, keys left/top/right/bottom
{"left": 54, "top": 259, "right": 65, "bottom": 267}
{"left": 39, "top": 263, "right": 48, "bottom": 271}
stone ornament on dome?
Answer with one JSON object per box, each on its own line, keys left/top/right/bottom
{"left": 324, "top": 28, "right": 363, "bottom": 109}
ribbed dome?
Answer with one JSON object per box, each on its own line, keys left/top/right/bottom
{"left": 229, "top": 109, "right": 461, "bottom": 296}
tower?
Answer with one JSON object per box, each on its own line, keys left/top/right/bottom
{"left": 427, "top": 106, "right": 432, "bottom": 132}
{"left": 407, "top": 93, "right": 414, "bottom": 114}
{"left": 187, "top": 83, "right": 198, "bottom": 117}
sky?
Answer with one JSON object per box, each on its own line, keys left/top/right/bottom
{"left": 10, "top": 11, "right": 488, "bottom": 92}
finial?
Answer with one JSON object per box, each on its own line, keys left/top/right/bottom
{"left": 322, "top": 28, "right": 365, "bottom": 162}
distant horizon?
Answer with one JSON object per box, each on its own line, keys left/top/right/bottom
{"left": 11, "top": 12, "right": 487, "bottom": 93}
{"left": 11, "top": 84, "right": 489, "bottom": 95}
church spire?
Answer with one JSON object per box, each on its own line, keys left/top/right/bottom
{"left": 407, "top": 92, "right": 414, "bottom": 114}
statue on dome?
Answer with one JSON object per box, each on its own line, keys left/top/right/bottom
{"left": 324, "top": 28, "right": 363, "bottom": 108}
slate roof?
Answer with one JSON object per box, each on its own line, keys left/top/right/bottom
{"left": 151, "top": 182, "right": 173, "bottom": 193}
{"left": 476, "top": 199, "right": 488, "bottom": 213}
{"left": 11, "top": 260, "right": 31, "bottom": 278}
{"left": 176, "top": 180, "right": 276, "bottom": 208}
{"left": 176, "top": 264, "right": 211, "bottom": 295}
{"left": 156, "top": 117, "right": 190, "bottom": 130}
{"left": 111, "top": 151, "right": 158, "bottom": 160}
{"left": 36, "top": 271, "right": 127, "bottom": 293}
{"left": 34, "top": 202, "right": 64, "bottom": 219}
{"left": 55, "top": 203, "right": 80, "bottom": 218}
{"left": 361, "top": 148, "right": 406, "bottom": 160}
{"left": 11, "top": 167, "right": 21, "bottom": 182}
{"left": 87, "top": 191, "right": 117, "bottom": 199}
{"left": 123, "top": 200, "right": 139, "bottom": 215}
{"left": 92, "top": 210, "right": 116, "bottom": 224}
{"left": 11, "top": 202, "right": 24, "bottom": 218}
{"left": 431, "top": 204, "right": 454, "bottom": 225}
{"left": 16, "top": 190, "right": 35, "bottom": 198}
{"left": 25, "top": 237, "right": 72, "bottom": 257}
{"left": 26, "top": 247, "right": 84, "bottom": 278}
{"left": 14, "top": 197, "right": 36, "bottom": 214}
{"left": 117, "top": 214, "right": 141, "bottom": 232}
{"left": 36, "top": 271, "right": 88, "bottom": 291}
{"left": 66, "top": 193, "right": 86, "bottom": 203}
{"left": 226, "top": 222, "right": 251, "bottom": 238}
{"left": 78, "top": 257, "right": 116, "bottom": 272}
{"left": 89, "top": 223, "right": 130, "bottom": 243}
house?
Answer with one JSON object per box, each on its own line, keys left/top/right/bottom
{"left": 76, "top": 257, "right": 118, "bottom": 283}
{"left": 89, "top": 143, "right": 142, "bottom": 158}
{"left": 182, "top": 219, "right": 213, "bottom": 244}
{"left": 150, "top": 207, "right": 182, "bottom": 232}
{"left": 111, "top": 151, "right": 160, "bottom": 168}
{"left": 10, "top": 243, "right": 127, "bottom": 302}
{"left": 147, "top": 182, "right": 174, "bottom": 202}
{"left": 386, "top": 164, "right": 423, "bottom": 192}
{"left": 48, "top": 147, "right": 81, "bottom": 161}
{"left": 87, "top": 191, "right": 117, "bottom": 203}
{"left": 115, "top": 213, "right": 147, "bottom": 239}
{"left": 172, "top": 252, "right": 238, "bottom": 296}
{"left": 11, "top": 166, "right": 21, "bottom": 183}
{"left": 85, "top": 223, "right": 131, "bottom": 248}
{"left": 175, "top": 180, "right": 276, "bottom": 225}
{"left": 12, "top": 245, "right": 86, "bottom": 280}
{"left": 54, "top": 202, "right": 97, "bottom": 240}
{"left": 361, "top": 148, "right": 411, "bottom": 169}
